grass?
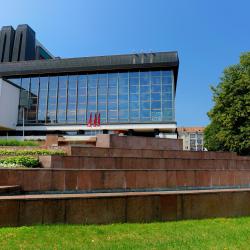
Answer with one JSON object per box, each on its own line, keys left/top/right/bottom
{"left": 0, "top": 140, "right": 39, "bottom": 146}
{"left": 0, "top": 217, "right": 250, "bottom": 249}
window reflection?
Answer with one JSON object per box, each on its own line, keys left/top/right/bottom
{"left": 9, "top": 69, "right": 175, "bottom": 125}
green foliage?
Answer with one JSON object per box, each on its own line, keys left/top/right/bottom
{"left": 0, "top": 149, "right": 66, "bottom": 156}
{"left": 0, "top": 140, "right": 39, "bottom": 146}
{"left": 204, "top": 52, "right": 250, "bottom": 155}
{"left": 0, "top": 156, "right": 39, "bottom": 168}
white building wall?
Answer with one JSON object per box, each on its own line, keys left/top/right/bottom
{"left": 0, "top": 79, "right": 20, "bottom": 130}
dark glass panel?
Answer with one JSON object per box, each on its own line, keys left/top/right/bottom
{"left": 108, "top": 110, "right": 118, "bottom": 121}
{"left": 87, "top": 103, "right": 97, "bottom": 111}
{"left": 119, "top": 78, "right": 128, "bottom": 87}
{"left": 98, "top": 102, "right": 106, "bottom": 110}
{"left": 162, "top": 85, "right": 172, "bottom": 93}
{"left": 38, "top": 77, "right": 48, "bottom": 123}
{"left": 141, "top": 109, "right": 150, "bottom": 118}
{"left": 162, "top": 77, "right": 172, "bottom": 85}
{"left": 140, "top": 101, "right": 150, "bottom": 109}
{"left": 49, "top": 76, "right": 58, "bottom": 90}
{"left": 141, "top": 93, "right": 150, "bottom": 101}
{"left": 119, "top": 95, "right": 128, "bottom": 102}
{"left": 88, "top": 96, "right": 96, "bottom": 102}
{"left": 151, "top": 77, "right": 161, "bottom": 85}
{"left": 162, "top": 92, "right": 172, "bottom": 101}
{"left": 129, "top": 78, "right": 139, "bottom": 85}
{"left": 130, "top": 94, "right": 139, "bottom": 102}
{"left": 141, "top": 85, "right": 150, "bottom": 93}
{"left": 119, "top": 110, "right": 129, "bottom": 119}
{"left": 68, "top": 75, "right": 77, "bottom": 89}
{"left": 130, "top": 85, "right": 139, "bottom": 93}
{"left": 151, "top": 93, "right": 161, "bottom": 101}
{"left": 119, "top": 102, "right": 129, "bottom": 110}
{"left": 98, "top": 95, "right": 107, "bottom": 102}
{"left": 162, "top": 101, "right": 173, "bottom": 109}
{"left": 129, "top": 72, "right": 139, "bottom": 78}
{"left": 119, "top": 72, "right": 129, "bottom": 79}
{"left": 151, "top": 101, "right": 161, "bottom": 109}
{"left": 130, "top": 102, "right": 139, "bottom": 109}
{"left": 151, "top": 71, "right": 161, "bottom": 77}
{"left": 88, "top": 87, "right": 96, "bottom": 96}
{"left": 108, "top": 102, "right": 117, "bottom": 110}
{"left": 109, "top": 86, "right": 117, "bottom": 95}
{"left": 30, "top": 77, "right": 39, "bottom": 96}
{"left": 162, "top": 70, "right": 172, "bottom": 77}
{"left": 162, "top": 109, "right": 173, "bottom": 120}
{"left": 108, "top": 95, "right": 117, "bottom": 102}
{"left": 151, "top": 85, "right": 161, "bottom": 93}
{"left": 151, "top": 111, "right": 162, "bottom": 121}
{"left": 130, "top": 110, "right": 139, "bottom": 121}
{"left": 40, "top": 77, "right": 48, "bottom": 89}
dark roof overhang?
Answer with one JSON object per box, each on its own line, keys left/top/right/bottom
{"left": 0, "top": 51, "right": 179, "bottom": 90}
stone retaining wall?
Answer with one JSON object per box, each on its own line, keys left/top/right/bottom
{"left": 69, "top": 146, "right": 240, "bottom": 159}
{"left": 1, "top": 189, "right": 250, "bottom": 226}
{"left": 1, "top": 169, "right": 250, "bottom": 192}
{"left": 40, "top": 155, "right": 250, "bottom": 170}
{"left": 96, "top": 134, "right": 183, "bottom": 150}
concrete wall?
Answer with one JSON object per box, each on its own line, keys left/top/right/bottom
{"left": 1, "top": 189, "right": 250, "bottom": 226}
{"left": 0, "top": 79, "right": 19, "bottom": 130}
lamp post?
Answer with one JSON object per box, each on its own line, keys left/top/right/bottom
{"left": 22, "top": 107, "right": 25, "bottom": 141}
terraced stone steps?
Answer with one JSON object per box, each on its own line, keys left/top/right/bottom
{"left": 1, "top": 188, "right": 250, "bottom": 226}
{"left": 40, "top": 155, "right": 250, "bottom": 170}
{"left": 69, "top": 146, "right": 242, "bottom": 159}
{"left": 1, "top": 169, "right": 250, "bottom": 193}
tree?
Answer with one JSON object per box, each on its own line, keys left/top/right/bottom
{"left": 204, "top": 52, "right": 250, "bottom": 155}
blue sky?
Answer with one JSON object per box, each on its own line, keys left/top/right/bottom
{"left": 1, "top": 0, "right": 249, "bottom": 126}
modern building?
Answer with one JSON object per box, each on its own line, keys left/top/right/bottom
{"left": 0, "top": 24, "right": 179, "bottom": 139}
{"left": 177, "top": 127, "right": 205, "bottom": 151}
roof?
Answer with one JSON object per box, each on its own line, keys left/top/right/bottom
{"left": 0, "top": 51, "right": 179, "bottom": 90}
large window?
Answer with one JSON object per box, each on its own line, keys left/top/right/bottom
{"left": 9, "top": 69, "right": 175, "bottom": 125}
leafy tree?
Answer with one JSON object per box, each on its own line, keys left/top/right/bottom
{"left": 204, "top": 52, "right": 250, "bottom": 155}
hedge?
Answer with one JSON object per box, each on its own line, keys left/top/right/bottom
{"left": 0, "top": 140, "right": 39, "bottom": 146}
{"left": 0, "top": 156, "right": 39, "bottom": 168}
{"left": 0, "top": 149, "right": 66, "bottom": 156}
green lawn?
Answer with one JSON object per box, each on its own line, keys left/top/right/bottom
{"left": 0, "top": 217, "right": 250, "bottom": 250}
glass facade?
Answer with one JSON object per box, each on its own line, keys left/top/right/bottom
{"left": 7, "top": 69, "right": 175, "bottom": 125}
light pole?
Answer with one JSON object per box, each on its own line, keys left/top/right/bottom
{"left": 22, "top": 107, "right": 25, "bottom": 141}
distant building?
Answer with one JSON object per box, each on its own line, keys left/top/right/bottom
{"left": 178, "top": 127, "right": 205, "bottom": 151}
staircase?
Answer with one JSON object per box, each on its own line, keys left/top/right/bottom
{"left": 0, "top": 135, "right": 250, "bottom": 226}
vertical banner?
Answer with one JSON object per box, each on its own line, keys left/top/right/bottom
{"left": 94, "top": 113, "right": 97, "bottom": 127}
{"left": 97, "top": 112, "right": 101, "bottom": 127}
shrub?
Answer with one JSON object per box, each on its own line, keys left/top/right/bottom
{"left": 0, "top": 156, "right": 39, "bottom": 168}
{"left": 0, "top": 140, "right": 39, "bottom": 146}
{"left": 0, "top": 163, "right": 27, "bottom": 168}
{"left": 0, "top": 149, "right": 66, "bottom": 156}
